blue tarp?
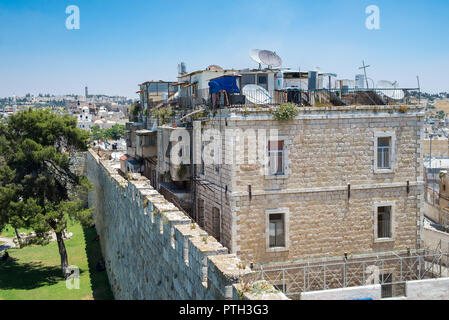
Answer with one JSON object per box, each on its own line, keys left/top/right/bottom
{"left": 208, "top": 76, "right": 240, "bottom": 94}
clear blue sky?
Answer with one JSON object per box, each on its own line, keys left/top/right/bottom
{"left": 1, "top": 0, "right": 448, "bottom": 98}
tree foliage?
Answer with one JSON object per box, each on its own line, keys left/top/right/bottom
{"left": 0, "top": 109, "right": 93, "bottom": 277}
{"left": 151, "top": 107, "right": 174, "bottom": 125}
{"left": 91, "top": 124, "right": 125, "bottom": 141}
{"left": 129, "top": 103, "right": 141, "bottom": 121}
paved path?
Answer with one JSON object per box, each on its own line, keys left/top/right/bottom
{"left": 0, "top": 237, "right": 16, "bottom": 253}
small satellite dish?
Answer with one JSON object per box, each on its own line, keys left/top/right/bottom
{"left": 376, "top": 80, "right": 405, "bottom": 100}
{"left": 207, "top": 65, "right": 224, "bottom": 71}
{"left": 250, "top": 49, "right": 282, "bottom": 68}
{"left": 242, "top": 84, "right": 273, "bottom": 105}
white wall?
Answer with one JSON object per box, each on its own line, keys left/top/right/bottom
{"left": 300, "top": 285, "right": 381, "bottom": 300}
{"left": 406, "top": 278, "right": 449, "bottom": 300}
{"left": 301, "top": 278, "right": 449, "bottom": 300}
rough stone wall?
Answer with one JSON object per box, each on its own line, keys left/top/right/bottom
{"left": 423, "top": 138, "right": 448, "bottom": 157}
{"left": 86, "top": 150, "right": 285, "bottom": 300}
{"left": 235, "top": 187, "right": 420, "bottom": 263}
{"left": 195, "top": 118, "right": 235, "bottom": 253}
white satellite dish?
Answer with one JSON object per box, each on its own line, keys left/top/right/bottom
{"left": 250, "top": 49, "right": 282, "bottom": 68}
{"left": 250, "top": 49, "right": 263, "bottom": 65}
{"left": 376, "top": 80, "right": 405, "bottom": 100}
{"left": 242, "top": 84, "right": 273, "bottom": 105}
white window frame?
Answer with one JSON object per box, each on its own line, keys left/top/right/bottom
{"left": 265, "top": 136, "right": 290, "bottom": 179}
{"left": 374, "top": 132, "right": 396, "bottom": 174}
{"left": 266, "top": 208, "right": 290, "bottom": 252}
{"left": 373, "top": 201, "right": 395, "bottom": 243}
{"left": 269, "top": 146, "right": 284, "bottom": 176}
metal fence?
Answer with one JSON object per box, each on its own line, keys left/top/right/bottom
{"left": 251, "top": 243, "right": 449, "bottom": 299}
{"left": 280, "top": 88, "right": 418, "bottom": 107}
{"left": 160, "top": 87, "right": 419, "bottom": 110}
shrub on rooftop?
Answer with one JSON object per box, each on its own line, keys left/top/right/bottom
{"left": 272, "top": 103, "right": 300, "bottom": 121}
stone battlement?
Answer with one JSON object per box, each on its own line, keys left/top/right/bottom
{"left": 86, "top": 149, "right": 287, "bottom": 300}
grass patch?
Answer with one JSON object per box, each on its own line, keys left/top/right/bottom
{"left": 0, "top": 221, "right": 113, "bottom": 300}
{"left": 0, "top": 225, "right": 31, "bottom": 239}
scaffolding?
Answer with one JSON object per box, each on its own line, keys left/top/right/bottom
{"left": 252, "top": 240, "right": 449, "bottom": 299}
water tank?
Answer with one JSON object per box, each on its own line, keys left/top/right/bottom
{"left": 178, "top": 62, "right": 187, "bottom": 75}
{"left": 275, "top": 72, "right": 284, "bottom": 90}
{"left": 308, "top": 71, "right": 318, "bottom": 90}
{"left": 355, "top": 74, "right": 366, "bottom": 89}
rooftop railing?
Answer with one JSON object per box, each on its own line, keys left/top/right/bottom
{"left": 153, "top": 87, "right": 419, "bottom": 110}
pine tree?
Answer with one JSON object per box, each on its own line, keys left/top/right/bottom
{"left": 0, "top": 108, "right": 93, "bottom": 278}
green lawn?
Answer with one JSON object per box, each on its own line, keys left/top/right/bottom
{"left": 0, "top": 221, "right": 113, "bottom": 300}
{"left": 0, "top": 225, "right": 31, "bottom": 239}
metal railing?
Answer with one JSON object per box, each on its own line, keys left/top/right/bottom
{"left": 251, "top": 246, "right": 449, "bottom": 299}
{"left": 281, "top": 88, "right": 418, "bottom": 107}
{"left": 144, "top": 87, "right": 419, "bottom": 111}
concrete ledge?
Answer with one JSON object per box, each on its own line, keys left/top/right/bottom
{"left": 406, "top": 278, "right": 449, "bottom": 300}
{"left": 300, "top": 285, "right": 381, "bottom": 300}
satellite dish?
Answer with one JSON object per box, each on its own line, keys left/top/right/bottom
{"left": 376, "top": 80, "right": 405, "bottom": 100}
{"left": 242, "top": 84, "right": 273, "bottom": 105}
{"left": 250, "top": 49, "right": 282, "bottom": 68}
{"left": 250, "top": 49, "right": 263, "bottom": 65}
{"left": 207, "top": 65, "right": 224, "bottom": 71}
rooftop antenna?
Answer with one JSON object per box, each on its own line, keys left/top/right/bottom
{"left": 250, "top": 49, "right": 282, "bottom": 70}
{"left": 359, "top": 60, "right": 371, "bottom": 89}
{"left": 417, "top": 75, "right": 421, "bottom": 105}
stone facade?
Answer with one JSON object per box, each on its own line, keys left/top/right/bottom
{"left": 195, "top": 105, "right": 425, "bottom": 265}
{"left": 86, "top": 150, "right": 286, "bottom": 300}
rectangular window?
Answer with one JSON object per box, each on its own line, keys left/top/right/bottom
{"left": 149, "top": 135, "right": 156, "bottom": 146}
{"left": 197, "top": 199, "right": 205, "bottom": 228}
{"left": 257, "top": 74, "right": 268, "bottom": 90}
{"left": 212, "top": 207, "right": 221, "bottom": 242}
{"left": 268, "top": 141, "right": 284, "bottom": 175}
{"left": 380, "top": 273, "right": 393, "bottom": 298}
{"left": 378, "top": 206, "right": 392, "bottom": 239}
{"left": 241, "top": 74, "right": 256, "bottom": 87}
{"left": 200, "top": 142, "right": 205, "bottom": 175}
{"left": 377, "top": 137, "right": 391, "bottom": 169}
{"left": 148, "top": 83, "right": 158, "bottom": 93}
{"left": 269, "top": 214, "right": 285, "bottom": 248}
{"left": 157, "top": 83, "right": 169, "bottom": 94}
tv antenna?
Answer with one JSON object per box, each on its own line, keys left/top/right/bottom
{"left": 359, "top": 60, "right": 371, "bottom": 88}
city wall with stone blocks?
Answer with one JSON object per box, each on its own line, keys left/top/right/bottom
{"left": 86, "top": 150, "right": 286, "bottom": 300}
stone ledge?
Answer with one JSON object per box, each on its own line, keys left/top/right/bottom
{"left": 233, "top": 280, "right": 289, "bottom": 300}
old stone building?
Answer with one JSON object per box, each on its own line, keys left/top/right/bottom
{"left": 194, "top": 105, "right": 425, "bottom": 265}
{"left": 116, "top": 70, "right": 433, "bottom": 299}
